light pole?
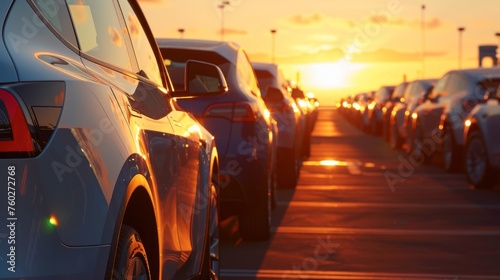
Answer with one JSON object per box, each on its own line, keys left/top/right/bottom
{"left": 218, "top": 1, "right": 230, "bottom": 41}
{"left": 271, "top": 29, "right": 277, "bottom": 63}
{"left": 178, "top": 28, "right": 185, "bottom": 39}
{"left": 458, "top": 27, "right": 465, "bottom": 69}
{"left": 421, "top": 4, "right": 425, "bottom": 78}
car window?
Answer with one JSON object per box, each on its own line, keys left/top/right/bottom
{"left": 445, "top": 73, "right": 468, "bottom": 95}
{"left": 33, "top": 0, "right": 78, "bottom": 47}
{"left": 66, "top": 0, "right": 132, "bottom": 71}
{"left": 393, "top": 82, "right": 407, "bottom": 98}
{"left": 116, "top": 0, "right": 162, "bottom": 86}
{"left": 402, "top": 83, "right": 414, "bottom": 100}
{"left": 236, "top": 50, "right": 261, "bottom": 97}
{"left": 254, "top": 70, "right": 274, "bottom": 95}
{"left": 429, "top": 74, "right": 449, "bottom": 100}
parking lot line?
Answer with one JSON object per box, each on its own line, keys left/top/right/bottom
{"left": 276, "top": 201, "right": 500, "bottom": 209}
{"left": 272, "top": 226, "right": 500, "bottom": 236}
{"left": 221, "top": 268, "right": 500, "bottom": 279}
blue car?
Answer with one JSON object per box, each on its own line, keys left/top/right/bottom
{"left": 0, "top": 0, "right": 225, "bottom": 279}
{"left": 157, "top": 38, "right": 275, "bottom": 241}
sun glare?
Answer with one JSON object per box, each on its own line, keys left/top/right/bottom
{"left": 299, "top": 60, "right": 365, "bottom": 90}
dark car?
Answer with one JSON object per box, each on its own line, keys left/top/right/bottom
{"left": 389, "top": 79, "right": 436, "bottom": 150}
{"left": 0, "top": 0, "right": 224, "bottom": 279}
{"left": 382, "top": 81, "right": 408, "bottom": 141}
{"left": 156, "top": 38, "right": 275, "bottom": 241}
{"left": 411, "top": 68, "right": 500, "bottom": 172}
{"left": 252, "top": 62, "right": 302, "bottom": 189}
{"left": 366, "top": 85, "right": 395, "bottom": 135}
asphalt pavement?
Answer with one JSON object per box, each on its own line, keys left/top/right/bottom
{"left": 219, "top": 107, "right": 500, "bottom": 280}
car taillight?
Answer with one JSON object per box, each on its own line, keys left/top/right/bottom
{"left": 203, "top": 102, "right": 257, "bottom": 122}
{"left": 0, "top": 90, "right": 34, "bottom": 153}
{"left": 0, "top": 82, "right": 65, "bottom": 158}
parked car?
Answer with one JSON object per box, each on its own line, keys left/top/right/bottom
{"left": 389, "top": 79, "right": 436, "bottom": 150}
{"left": 252, "top": 62, "right": 302, "bottom": 189}
{"left": 347, "top": 92, "right": 369, "bottom": 127}
{"left": 359, "top": 91, "right": 375, "bottom": 132}
{"left": 410, "top": 67, "right": 500, "bottom": 172}
{"left": 0, "top": 0, "right": 224, "bottom": 279}
{"left": 464, "top": 89, "right": 500, "bottom": 188}
{"left": 289, "top": 83, "right": 312, "bottom": 158}
{"left": 382, "top": 82, "right": 408, "bottom": 141}
{"left": 366, "top": 86, "right": 395, "bottom": 135}
{"left": 156, "top": 38, "right": 275, "bottom": 241}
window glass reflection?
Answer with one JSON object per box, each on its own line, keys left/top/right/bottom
{"left": 67, "top": 0, "right": 132, "bottom": 71}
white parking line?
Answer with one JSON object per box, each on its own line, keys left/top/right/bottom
{"left": 276, "top": 201, "right": 500, "bottom": 209}
{"left": 272, "top": 226, "right": 500, "bottom": 236}
{"left": 294, "top": 185, "right": 469, "bottom": 191}
{"left": 221, "top": 269, "right": 500, "bottom": 279}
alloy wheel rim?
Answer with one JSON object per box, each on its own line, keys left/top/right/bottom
{"left": 126, "top": 256, "right": 149, "bottom": 280}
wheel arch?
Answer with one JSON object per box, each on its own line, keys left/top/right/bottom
{"left": 105, "top": 156, "right": 160, "bottom": 280}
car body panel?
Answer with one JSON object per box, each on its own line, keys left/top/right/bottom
{"left": 465, "top": 103, "right": 500, "bottom": 168}
{"left": 157, "top": 38, "right": 273, "bottom": 205}
{"left": 0, "top": 0, "right": 218, "bottom": 278}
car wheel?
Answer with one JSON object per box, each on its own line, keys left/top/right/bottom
{"left": 382, "top": 115, "right": 390, "bottom": 141}
{"left": 200, "top": 182, "right": 220, "bottom": 280}
{"left": 271, "top": 171, "right": 277, "bottom": 210}
{"left": 443, "top": 126, "right": 462, "bottom": 173}
{"left": 412, "top": 122, "right": 431, "bottom": 163}
{"left": 465, "top": 131, "right": 498, "bottom": 189}
{"left": 277, "top": 148, "right": 298, "bottom": 189}
{"left": 112, "top": 225, "right": 151, "bottom": 280}
{"left": 390, "top": 124, "right": 402, "bottom": 150}
{"left": 239, "top": 185, "right": 271, "bottom": 241}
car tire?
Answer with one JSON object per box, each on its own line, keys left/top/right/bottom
{"left": 239, "top": 189, "right": 271, "bottom": 241}
{"left": 112, "top": 225, "right": 151, "bottom": 280}
{"left": 277, "top": 148, "right": 299, "bottom": 189}
{"left": 443, "top": 125, "right": 462, "bottom": 173}
{"left": 271, "top": 171, "right": 277, "bottom": 210}
{"left": 199, "top": 183, "right": 220, "bottom": 280}
{"left": 370, "top": 117, "right": 379, "bottom": 136}
{"left": 390, "top": 124, "right": 402, "bottom": 150}
{"left": 412, "top": 121, "right": 431, "bottom": 163}
{"left": 465, "top": 131, "right": 498, "bottom": 189}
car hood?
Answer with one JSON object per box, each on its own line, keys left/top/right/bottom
{"left": 0, "top": 0, "right": 18, "bottom": 83}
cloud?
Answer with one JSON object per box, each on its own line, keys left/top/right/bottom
{"left": 367, "top": 14, "right": 443, "bottom": 30}
{"left": 249, "top": 48, "right": 447, "bottom": 65}
{"left": 350, "top": 48, "right": 446, "bottom": 62}
{"left": 219, "top": 28, "right": 248, "bottom": 36}
{"left": 287, "top": 13, "right": 326, "bottom": 26}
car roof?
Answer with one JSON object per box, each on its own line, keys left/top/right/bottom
{"left": 156, "top": 38, "right": 241, "bottom": 64}
{"left": 450, "top": 67, "right": 500, "bottom": 81}
{"left": 252, "top": 62, "right": 278, "bottom": 75}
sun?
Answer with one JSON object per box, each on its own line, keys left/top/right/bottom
{"left": 299, "top": 60, "right": 365, "bottom": 90}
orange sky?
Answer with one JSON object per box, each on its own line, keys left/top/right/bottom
{"left": 138, "top": 0, "right": 500, "bottom": 105}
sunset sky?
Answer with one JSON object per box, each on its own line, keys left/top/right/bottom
{"left": 138, "top": 0, "right": 500, "bottom": 105}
